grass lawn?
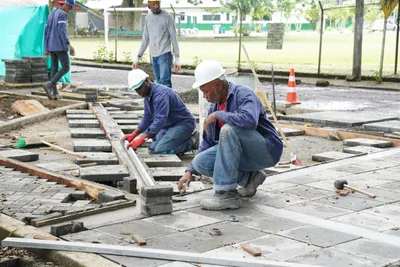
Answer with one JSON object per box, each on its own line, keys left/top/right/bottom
{"left": 70, "top": 31, "right": 399, "bottom": 76}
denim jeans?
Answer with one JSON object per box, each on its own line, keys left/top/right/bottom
{"left": 149, "top": 124, "right": 194, "bottom": 154}
{"left": 152, "top": 52, "right": 172, "bottom": 88}
{"left": 49, "top": 51, "right": 70, "bottom": 86}
{"left": 192, "top": 125, "right": 276, "bottom": 191}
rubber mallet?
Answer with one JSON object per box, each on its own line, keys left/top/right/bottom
{"left": 334, "top": 179, "right": 376, "bottom": 198}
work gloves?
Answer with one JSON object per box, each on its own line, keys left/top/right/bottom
{"left": 126, "top": 137, "right": 146, "bottom": 150}
{"left": 122, "top": 132, "right": 137, "bottom": 142}
{"left": 174, "top": 57, "right": 181, "bottom": 71}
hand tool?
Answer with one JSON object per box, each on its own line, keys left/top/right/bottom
{"left": 334, "top": 179, "right": 376, "bottom": 198}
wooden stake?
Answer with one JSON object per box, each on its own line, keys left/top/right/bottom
{"left": 132, "top": 234, "right": 147, "bottom": 246}
{"left": 242, "top": 246, "right": 262, "bottom": 257}
{"left": 41, "top": 140, "right": 87, "bottom": 158}
{"left": 79, "top": 162, "right": 97, "bottom": 167}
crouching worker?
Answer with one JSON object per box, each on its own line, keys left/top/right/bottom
{"left": 122, "top": 69, "right": 198, "bottom": 154}
{"left": 177, "top": 60, "right": 283, "bottom": 211}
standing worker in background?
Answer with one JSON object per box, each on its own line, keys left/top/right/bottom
{"left": 178, "top": 60, "right": 283, "bottom": 211}
{"left": 122, "top": 69, "right": 198, "bottom": 154}
{"left": 132, "top": 0, "right": 180, "bottom": 88}
{"left": 43, "top": 0, "right": 75, "bottom": 100}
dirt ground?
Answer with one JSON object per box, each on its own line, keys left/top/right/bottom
{"left": 0, "top": 247, "right": 58, "bottom": 267}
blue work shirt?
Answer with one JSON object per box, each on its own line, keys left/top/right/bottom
{"left": 187, "top": 82, "right": 283, "bottom": 174}
{"left": 44, "top": 8, "right": 70, "bottom": 52}
{"left": 138, "top": 83, "right": 196, "bottom": 138}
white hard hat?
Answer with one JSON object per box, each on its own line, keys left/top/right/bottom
{"left": 192, "top": 60, "right": 226, "bottom": 89}
{"left": 128, "top": 69, "right": 149, "bottom": 91}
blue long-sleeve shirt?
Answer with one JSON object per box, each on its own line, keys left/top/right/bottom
{"left": 186, "top": 82, "right": 283, "bottom": 174}
{"left": 138, "top": 83, "right": 196, "bottom": 137}
{"left": 44, "top": 8, "right": 70, "bottom": 52}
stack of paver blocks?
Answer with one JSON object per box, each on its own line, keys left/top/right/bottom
{"left": 140, "top": 185, "right": 173, "bottom": 216}
{"left": 22, "top": 56, "right": 48, "bottom": 83}
{"left": 267, "top": 23, "right": 285, "bottom": 49}
{"left": 2, "top": 59, "right": 32, "bottom": 83}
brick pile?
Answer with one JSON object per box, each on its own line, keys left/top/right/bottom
{"left": 1, "top": 57, "right": 48, "bottom": 84}
{"left": 140, "top": 185, "right": 173, "bottom": 216}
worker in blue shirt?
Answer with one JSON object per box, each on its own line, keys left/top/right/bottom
{"left": 178, "top": 60, "right": 283, "bottom": 211}
{"left": 43, "top": 0, "right": 75, "bottom": 100}
{"left": 122, "top": 69, "right": 198, "bottom": 155}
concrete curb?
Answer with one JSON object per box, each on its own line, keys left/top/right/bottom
{"left": 0, "top": 214, "right": 120, "bottom": 267}
{"left": 0, "top": 99, "right": 87, "bottom": 134}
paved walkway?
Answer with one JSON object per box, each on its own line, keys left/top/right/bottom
{"left": 39, "top": 147, "right": 400, "bottom": 267}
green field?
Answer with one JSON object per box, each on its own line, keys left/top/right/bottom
{"left": 71, "top": 31, "right": 399, "bottom": 77}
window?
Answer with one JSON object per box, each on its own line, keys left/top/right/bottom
{"left": 180, "top": 12, "right": 185, "bottom": 21}
{"left": 203, "top": 14, "right": 221, "bottom": 21}
{"left": 226, "top": 13, "right": 230, "bottom": 21}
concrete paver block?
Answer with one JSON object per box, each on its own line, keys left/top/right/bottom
{"left": 343, "top": 145, "right": 383, "bottom": 154}
{"left": 279, "top": 225, "right": 359, "bottom": 248}
{"left": 51, "top": 222, "right": 84, "bottom": 237}
{"left": 141, "top": 154, "right": 182, "bottom": 167}
{"left": 80, "top": 165, "right": 129, "bottom": 182}
{"left": 343, "top": 138, "right": 392, "bottom": 148}
{"left": 312, "top": 151, "right": 357, "bottom": 162}
{"left": 110, "top": 113, "right": 139, "bottom": 119}
{"left": 140, "top": 185, "right": 173, "bottom": 197}
{"left": 73, "top": 140, "right": 112, "bottom": 152}
{"left": 68, "top": 119, "right": 100, "bottom": 128}
{"left": 377, "top": 181, "right": 400, "bottom": 193}
{"left": 0, "top": 149, "right": 39, "bottom": 162}
{"left": 63, "top": 229, "right": 130, "bottom": 245}
{"left": 141, "top": 202, "right": 173, "bottom": 216}
{"left": 250, "top": 190, "right": 308, "bottom": 209}
{"left": 67, "top": 114, "right": 96, "bottom": 119}
{"left": 36, "top": 162, "right": 79, "bottom": 172}
{"left": 363, "top": 203, "right": 400, "bottom": 221}
{"left": 141, "top": 196, "right": 172, "bottom": 205}
{"left": 285, "top": 202, "right": 352, "bottom": 219}
{"left": 277, "top": 128, "right": 305, "bottom": 137}
{"left": 331, "top": 211, "right": 398, "bottom": 231}
{"left": 363, "top": 120, "right": 400, "bottom": 133}
{"left": 313, "top": 195, "right": 384, "bottom": 211}
{"left": 66, "top": 109, "right": 93, "bottom": 114}
{"left": 98, "top": 189, "right": 125, "bottom": 202}
{"left": 143, "top": 211, "right": 221, "bottom": 231}
{"left": 282, "top": 111, "right": 397, "bottom": 127}
{"left": 279, "top": 185, "right": 335, "bottom": 201}
{"left": 123, "top": 177, "right": 137, "bottom": 193}
{"left": 70, "top": 128, "right": 105, "bottom": 138}
{"left": 75, "top": 152, "right": 119, "bottom": 165}
{"left": 148, "top": 167, "right": 187, "bottom": 181}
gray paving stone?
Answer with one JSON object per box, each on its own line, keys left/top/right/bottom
{"left": 98, "top": 189, "right": 125, "bottom": 202}
{"left": 279, "top": 185, "right": 335, "bottom": 201}
{"left": 141, "top": 195, "right": 172, "bottom": 205}
{"left": 377, "top": 182, "right": 400, "bottom": 193}
{"left": 148, "top": 167, "right": 187, "bottom": 181}
{"left": 363, "top": 120, "right": 400, "bottom": 133}
{"left": 123, "top": 177, "right": 137, "bottom": 193}
{"left": 383, "top": 229, "right": 400, "bottom": 237}
{"left": 141, "top": 154, "right": 182, "bottom": 167}
{"left": 66, "top": 114, "right": 96, "bottom": 119}
{"left": 289, "top": 248, "right": 382, "bottom": 267}
{"left": 334, "top": 238, "right": 400, "bottom": 263}
{"left": 140, "top": 185, "right": 173, "bottom": 197}
{"left": 0, "top": 149, "right": 39, "bottom": 162}
{"left": 66, "top": 109, "right": 93, "bottom": 114}
{"left": 143, "top": 210, "right": 220, "bottom": 231}
{"left": 158, "top": 262, "right": 196, "bottom": 267}
{"left": 73, "top": 140, "right": 112, "bottom": 152}
{"left": 313, "top": 195, "right": 384, "bottom": 211}
{"left": 258, "top": 181, "right": 298, "bottom": 192}
{"left": 110, "top": 113, "right": 139, "bottom": 119}
{"left": 70, "top": 128, "right": 105, "bottom": 138}
{"left": 36, "top": 162, "right": 79, "bottom": 172}
{"left": 277, "top": 127, "right": 305, "bottom": 137}
{"left": 357, "top": 187, "right": 400, "bottom": 203}
{"left": 141, "top": 202, "right": 173, "bottom": 216}
{"left": 343, "top": 145, "right": 384, "bottom": 154}
{"left": 364, "top": 203, "right": 400, "bottom": 221}
{"left": 285, "top": 202, "right": 353, "bottom": 219}
{"left": 105, "top": 246, "right": 167, "bottom": 267}
{"left": 114, "top": 119, "right": 140, "bottom": 125}
{"left": 332, "top": 163, "right": 381, "bottom": 174}
{"left": 63, "top": 229, "right": 129, "bottom": 245}
{"left": 264, "top": 164, "right": 303, "bottom": 175}
{"left": 68, "top": 119, "right": 100, "bottom": 128}
{"left": 279, "top": 225, "right": 360, "bottom": 248}
{"left": 80, "top": 165, "right": 129, "bottom": 182}
{"left": 249, "top": 190, "right": 308, "bottom": 209}
{"left": 331, "top": 211, "right": 398, "bottom": 231}
{"left": 282, "top": 111, "right": 397, "bottom": 127}
{"left": 105, "top": 107, "right": 121, "bottom": 111}
{"left": 312, "top": 151, "right": 358, "bottom": 162}
{"left": 343, "top": 138, "right": 392, "bottom": 148}
{"left": 74, "top": 152, "right": 119, "bottom": 165}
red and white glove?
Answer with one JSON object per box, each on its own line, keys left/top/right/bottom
{"left": 126, "top": 137, "right": 146, "bottom": 150}
{"left": 122, "top": 132, "right": 137, "bottom": 142}
{"left": 174, "top": 57, "right": 181, "bottom": 71}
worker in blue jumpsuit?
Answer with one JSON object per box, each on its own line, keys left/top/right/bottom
{"left": 122, "top": 69, "right": 199, "bottom": 155}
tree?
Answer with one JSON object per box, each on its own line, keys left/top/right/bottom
{"left": 305, "top": 5, "right": 320, "bottom": 30}
{"left": 120, "top": 0, "right": 144, "bottom": 31}
{"left": 364, "top": 6, "right": 381, "bottom": 29}
{"left": 276, "top": 0, "right": 296, "bottom": 31}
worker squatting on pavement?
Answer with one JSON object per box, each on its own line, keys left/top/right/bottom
{"left": 132, "top": 0, "right": 180, "bottom": 88}
{"left": 178, "top": 60, "right": 284, "bottom": 211}
{"left": 43, "top": 0, "right": 75, "bottom": 100}
{"left": 122, "top": 69, "right": 199, "bottom": 154}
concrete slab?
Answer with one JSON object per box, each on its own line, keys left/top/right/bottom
{"left": 110, "top": 113, "right": 139, "bottom": 119}
{"left": 277, "top": 128, "right": 305, "bottom": 137}
{"left": 0, "top": 149, "right": 38, "bottom": 162}
{"left": 258, "top": 181, "right": 298, "bottom": 192}
{"left": 264, "top": 165, "right": 303, "bottom": 175}
{"left": 106, "top": 252, "right": 167, "bottom": 267}
{"left": 377, "top": 181, "right": 400, "bottom": 193}
{"left": 114, "top": 119, "right": 140, "bottom": 125}
{"left": 363, "top": 203, "right": 400, "bottom": 221}
{"left": 279, "top": 185, "right": 336, "bottom": 201}
{"left": 285, "top": 202, "right": 353, "bottom": 219}
{"left": 279, "top": 225, "right": 360, "bottom": 248}
{"left": 79, "top": 165, "right": 129, "bottom": 182}
{"left": 68, "top": 120, "right": 100, "bottom": 128}
{"left": 289, "top": 248, "right": 382, "bottom": 267}
{"left": 312, "top": 151, "right": 358, "bottom": 162}
{"left": 74, "top": 152, "right": 119, "bottom": 165}
{"left": 141, "top": 154, "right": 182, "bottom": 167}
{"left": 343, "top": 145, "right": 383, "bottom": 154}
{"left": 249, "top": 190, "right": 308, "bottom": 209}
{"left": 343, "top": 138, "right": 392, "bottom": 148}
{"left": 73, "top": 140, "right": 112, "bottom": 152}
{"left": 36, "top": 162, "right": 79, "bottom": 172}
{"left": 282, "top": 111, "right": 397, "bottom": 127}
{"left": 149, "top": 167, "right": 187, "bottom": 181}
{"left": 331, "top": 211, "right": 398, "bottom": 231}
{"left": 120, "top": 125, "right": 137, "bottom": 134}
{"left": 70, "top": 128, "right": 105, "bottom": 138}
{"left": 143, "top": 210, "right": 221, "bottom": 232}
{"left": 63, "top": 229, "right": 129, "bottom": 245}
{"left": 363, "top": 120, "right": 400, "bottom": 133}
{"left": 355, "top": 187, "right": 400, "bottom": 203}
{"left": 334, "top": 238, "right": 400, "bottom": 263}
{"left": 66, "top": 114, "right": 96, "bottom": 120}
{"left": 312, "top": 195, "right": 384, "bottom": 211}
{"left": 66, "top": 109, "right": 93, "bottom": 114}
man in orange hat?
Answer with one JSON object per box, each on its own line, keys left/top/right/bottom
{"left": 132, "top": 0, "right": 180, "bottom": 88}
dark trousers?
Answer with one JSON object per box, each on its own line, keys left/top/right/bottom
{"left": 49, "top": 51, "right": 70, "bottom": 85}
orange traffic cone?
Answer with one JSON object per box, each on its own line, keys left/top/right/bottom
{"left": 285, "top": 68, "right": 301, "bottom": 105}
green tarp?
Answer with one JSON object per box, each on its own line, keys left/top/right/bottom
{"left": 0, "top": 4, "right": 71, "bottom": 83}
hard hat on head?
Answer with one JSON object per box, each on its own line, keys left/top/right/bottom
{"left": 148, "top": 0, "right": 161, "bottom": 2}
{"left": 128, "top": 69, "right": 149, "bottom": 91}
{"left": 58, "top": 0, "right": 74, "bottom": 8}
{"left": 192, "top": 60, "right": 225, "bottom": 89}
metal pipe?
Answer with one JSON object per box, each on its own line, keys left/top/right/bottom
{"left": 271, "top": 64, "right": 276, "bottom": 117}
{"left": 113, "top": 6, "right": 118, "bottom": 62}
{"left": 395, "top": 2, "right": 400, "bottom": 74}
{"left": 378, "top": 18, "right": 387, "bottom": 83}
{"left": 238, "top": 7, "right": 243, "bottom": 71}
{"left": 318, "top": 1, "right": 324, "bottom": 75}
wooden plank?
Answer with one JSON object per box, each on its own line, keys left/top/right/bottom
{"left": 275, "top": 123, "right": 400, "bottom": 147}
{"left": 31, "top": 91, "right": 110, "bottom": 101}
{"left": 131, "top": 234, "right": 147, "bottom": 246}
{"left": 242, "top": 246, "right": 262, "bottom": 257}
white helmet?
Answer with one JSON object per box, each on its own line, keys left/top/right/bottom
{"left": 192, "top": 60, "right": 226, "bottom": 89}
{"left": 128, "top": 69, "right": 149, "bottom": 91}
